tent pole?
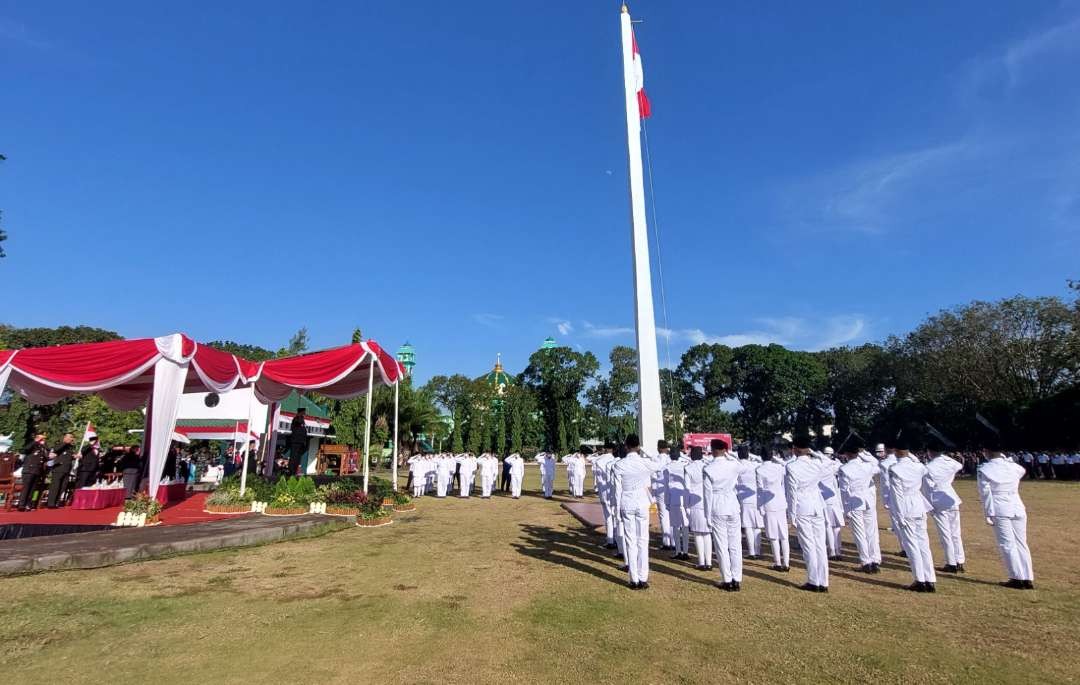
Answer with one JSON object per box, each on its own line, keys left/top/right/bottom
{"left": 239, "top": 390, "right": 254, "bottom": 497}
{"left": 392, "top": 380, "right": 399, "bottom": 491}
{"left": 362, "top": 357, "right": 375, "bottom": 493}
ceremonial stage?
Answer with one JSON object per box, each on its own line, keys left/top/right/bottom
{"left": 0, "top": 493, "right": 350, "bottom": 574}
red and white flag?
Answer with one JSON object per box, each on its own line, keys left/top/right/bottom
{"left": 632, "top": 30, "right": 651, "bottom": 119}
{"left": 83, "top": 421, "right": 97, "bottom": 442}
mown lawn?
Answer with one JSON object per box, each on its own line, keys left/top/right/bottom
{"left": 2, "top": 466, "right": 1078, "bottom": 684}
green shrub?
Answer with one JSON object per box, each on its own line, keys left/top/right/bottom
{"left": 124, "top": 493, "right": 163, "bottom": 517}
{"left": 358, "top": 495, "right": 387, "bottom": 518}
{"left": 367, "top": 476, "right": 394, "bottom": 503}
{"left": 391, "top": 490, "right": 412, "bottom": 505}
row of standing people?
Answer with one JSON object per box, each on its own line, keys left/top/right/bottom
{"left": 406, "top": 452, "right": 526, "bottom": 499}
{"left": 580, "top": 432, "right": 1034, "bottom": 593}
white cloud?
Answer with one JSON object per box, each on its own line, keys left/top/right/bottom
{"left": 547, "top": 318, "right": 574, "bottom": 336}
{"left": 966, "top": 15, "right": 1080, "bottom": 92}
{"left": 471, "top": 313, "right": 504, "bottom": 328}
{"left": 582, "top": 321, "right": 633, "bottom": 338}
{"left": 657, "top": 315, "right": 869, "bottom": 352}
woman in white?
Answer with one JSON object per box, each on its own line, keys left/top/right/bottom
{"left": 683, "top": 447, "right": 712, "bottom": 571}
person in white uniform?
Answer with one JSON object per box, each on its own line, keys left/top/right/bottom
{"left": 683, "top": 446, "right": 712, "bottom": 570}
{"left": 756, "top": 448, "right": 790, "bottom": 572}
{"left": 837, "top": 440, "right": 881, "bottom": 573}
{"left": 786, "top": 434, "right": 830, "bottom": 592}
{"left": 876, "top": 442, "right": 906, "bottom": 556}
{"left": 735, "top": 444, "right": 764, "bottom": 559}
{"left": 887, "top": 432, "right": 937, "bottom": 592}
{"left": 923, "top": 436, "right": 966, "bottom": 573}
{"left": 535, "top": 450, "right": 557, "bottom": 498}
{"left": 458, "top": 452, "right": 478, "bottom": 498}
{"left": 409, "top": 455, "right": 427, "bottom": 498}
{"left": 612, "top": 434, "right": 664, "bottom": 590}
{"left": 653, "top": 440, "right": 674, "bottom": 550}
{"left": 589, "top": 444, "right": 619, "bottom": 550}
{"left": 977, "top": 434, "right": 1035, "bottom": 589}
{"left": 562, "top": 450, "right": 586, "bottom": 498}
{"left": 811, "top": 446, "right": 845, "bottom": 561}
{"left": 665, "top": 448, "right": 690, "bottom": 560}
{"left": 704, "top": 439, "right": 744, "bottom": 590}
{"left": 506, "top": 452, "right": 525, "bottom": 498}
{"left": 435, "top": 454, "right": 453, "bottom": 497}
{"left": 478, "top": 452, "right": 499, "bottom": 498}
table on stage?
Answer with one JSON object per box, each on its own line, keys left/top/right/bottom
{"left": 70, "top": 483, "right": 188, "bottom": 510}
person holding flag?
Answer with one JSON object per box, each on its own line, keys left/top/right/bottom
{"left": 75, "top": 435, "right": 102, "bottom": 488}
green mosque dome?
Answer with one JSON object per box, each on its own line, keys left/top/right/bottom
{"left": 480, "top": 354, "right": 514, "bottom": 395}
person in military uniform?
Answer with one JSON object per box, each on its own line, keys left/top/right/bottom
{"left": 45, "top": 433, "right": 76, "bottom": 508}
{"left": 119, "top": 444, "right": 144, "bottom": 499}
{"left": 75, "top": 436, "right": 102, "bottom": 488}
{"left": 18, "top": 434, "right": 49, "bottom": 511}
{"left": 287, "top": 408, "right": 308, "bottom": 476}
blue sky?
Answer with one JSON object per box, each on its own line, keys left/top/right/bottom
{"left": 2, "top": 1, "right": 1078, "bottom": 384}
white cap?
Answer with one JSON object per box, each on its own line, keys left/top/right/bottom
{"left": 875, "top": 443, "right": 886, "bottom": 453}
{"left": 823, "top": 447, "right": 834, "bottom": 456}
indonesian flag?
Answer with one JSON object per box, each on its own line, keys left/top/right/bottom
{"left": 83, "top": 421, "right": 97, "bottom": 442}
{"left": 632, "top": 30, "right": 651, "bottom": 119}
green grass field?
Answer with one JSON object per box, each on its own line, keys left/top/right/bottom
{"left": 2, "top": 466, "right": 1078, "bottom": 684}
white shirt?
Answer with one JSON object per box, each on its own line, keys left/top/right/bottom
{"left": 925, "top": 454, "right": 963, "bottom": 510}
{"left": 703, "top": 455, "right": 742, "bottom": 518}
{"left": 977, "top": 456, "right": 1027, "bottom": 519}
{"left": 888, "top": 455, "right": 933, "bottom": 519}
{"left": 838, "top": 457, "right": 877, "bottom": 512}
{"left": 755, "top": 458, "right": 788, "bottom": 513}
{"left": 785, "top": 455, "right": 827, "bottom": 519}
{"left": 612, "top": 450, "right": 664, "bottom": 513}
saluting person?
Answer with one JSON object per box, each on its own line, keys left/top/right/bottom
{"left": 786, "top": 433, "right": 830, "bottom": 592}
{"left": 683, "top": 447, "right": 712, "bottom": 570}
{"left": 837, "top": 440, "right": 882, "bottom": 573}
{"left": 924, "top": 437, "right": 966, "bottom": 573}
{"left": 506, "top": 452, "right": 525, "bottom": 498}
{"left": 75, "top": 436, "right": 102, "bottom": 489}
{"left": 887, "top": 432, "right": 937, "bottom": 592}
{"left": 653, "top": 440, "right": 674, "bottom": 550}
{"left": 665, "top": 448, "right": 690, "bottom": 560}
{"left": 611, "top": 434, "right": 664, "bottom": 590}
{"left": 46, "top": 433, "right": 76, "bottom": 508}
{"left": 977, "top": 433, "right": 1034, "bottom": 589}
{"left": 756, "top": 448, "right": 791, "bottom": 572}
{"left": 17, "top": 434, "right": 50, "bottom": 511}
{"left": 704, "top": 440, "right": 744, "bottom": 590}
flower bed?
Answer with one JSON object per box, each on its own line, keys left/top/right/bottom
{"left": 325, "top": 505, "right": 360, "bottom": 516}
{"left": 264, "top": 506, "right": 308, "bottom": 516}
{"left": 204, "top": 503, "right": 252, "bottom": 514}
{"left": 392, "top": 502, "right": 416, "bottom": 512}
{"left": 356, "top": 514, "right": 393, "bottom": 527}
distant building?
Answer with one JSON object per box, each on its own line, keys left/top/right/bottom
{"left": 479, "top": 353, "right": 514, "bottom": 397}
{"left": 541, "top": 336, "right": 557, "bottom": 350}
{"left": 396, "top": 341, "right": 415, "bottom": 376}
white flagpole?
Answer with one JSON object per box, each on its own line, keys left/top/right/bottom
{"left": 239, "top": 390, "right": 254, "bottom": 497}
{"left": 362, "top": 356, "right": 376, "bottom": 493}
{"left": 77, "top": 421, "right": 91, "bottom": 452}
{"left": 620, "top": 4, "right": 664, "bottom": 452}
{"left": 392, "top": 380, "right": 400, "bottom": 491}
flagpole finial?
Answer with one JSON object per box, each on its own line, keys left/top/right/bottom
{"left": 622, "top": 4, "right": 629, "bottom": 13}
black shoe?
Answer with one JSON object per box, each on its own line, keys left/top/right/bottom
{"left": 1001, "top": 579, "right": 1025, "bottom": 589}
{"left": 782, "top": 566, "right": 791, "bottom": 573}
{"left": 716, "top": 581, "right": 731, "bottom": 591}
{"left": 871, "top": 564, "right": 881, "bottom": 574}
{"left": 731, "top": 581, "right": 741, "bottom": 592}
{"left": 771, "top": 564, "right": 785, "bottom": 572}
{"left": 627, "top": 581, "right": 639, "bottom": 590}
{"left": 669, "top": 553, "right": 682, "bottom": 560}
{"left": 898, "top": 550, "right": 907, "bottom": 558}
{"left": 956, "top": 564, "right": 966, "bottom": 573}
{"left": 638, "top": 581, "right": 649, "bottom": 590}
{"left": 859, "top": 564, "right": 872, "bottom": 573}
{"left": 907, "top": 582, "right": 926, "bottom": 592}
{"left": 800, "top": 583, "right": 818, "bottom": 592}
{"left": 942, "top": 564, "right": 957, "bottom": 573}
{"left": 679, "top": 553, "right": 691, "bottom": 561}
{"left": 923, "top": 582, "right": 936, "bottom": 593}
{"left": 614, "top": 552, "right": 624, "bottom": 559}
{"left": 695, "top": 565, "right": 707, "bottom": 571}
{"left": 618, "top": 565, "right": 629, "bottom": 572}
{"left": 815, "top": 585, "right": 828, "bottom": 593}
{"left": 1022, "top": 580, "right": 1035, "bottom": 590}
{"left": 828, "top": 555, "right": 842, "bottom": 562}
{"left": 604, "top": 542, "right": 617, "bottom": 550}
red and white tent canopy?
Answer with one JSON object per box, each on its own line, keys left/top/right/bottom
{"left": 0, "top": 334, "right": 406, "bottom": 497}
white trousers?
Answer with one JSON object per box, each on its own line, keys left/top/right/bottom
{"left": 600, "top": 497, "right": 616, "bottom": 543}
{"left": 710, "top": 514, "right": 742, "bottom": 582}
{"left": 619, "top": 506, "right": 651, "bottom": 583}
{"left": 794, "top": 513, "right": 829, "bottom": 587}
{"left": 826, "top": 524, "right": 843, "bottom": 557}
{"left": 845, "top": 508, "right": 875, "bottom": 565}
{"left": 460, "top": 473, "right": 474, "bottom": 497}
{"left": 510, "top": 473, "right": 523, "bottom": 498}
{"left": 542, "top": 472, "right": 554, "bottom": 498}
{"left": 694, "top": 533, "right": 713, "bottom": 568}
{"left": 896, "top": 515, "right": 937, "bottom": 583}
{"left": 480, "top": 474, "right": 494, "bottom": 497}
{"left": 930, "top": 507, "right": 965, "bottom": 565}
{"left": 993, "top": 516, "right": 1033, "bottom": 581}
{"left": 571, "top": 473, "right": 584, "bottom": 497}
{"left": 864, "top": 503, "right": 882, "bottom": 563}
{"left": 655, "top": 493, "right": 672, "bottom": 547}
{"left": 762, "top": 511, "right": 789, "bottom": 567}
{"left": 671, "top": 519, "right": 689, "bottom": 555}
{"left": 436, "top": 473, "right": 449, "bottom": 497}
{"left": 411, "top": 479, "right": 424, "bottom": 497}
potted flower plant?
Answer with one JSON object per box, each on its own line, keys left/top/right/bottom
{"left": 325, "top": 489, "right": 368, "bottom": 516}
{"left": 264, "top": 476, "right": 316, "bottom": 515}
{"left": 122, "top": 493, "right": 163, "bottom": 525}
{"left": 204, "top": 475, "right": 253, "bottom": 514}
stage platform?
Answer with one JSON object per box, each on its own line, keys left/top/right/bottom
{"left": 0, "top": 492, "right": 242, "bottom": 528}
{"left": 0, "top": 512, "right": 349, "bottom": 575}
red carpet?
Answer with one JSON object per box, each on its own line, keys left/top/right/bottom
{"left": 0, "top": 492, "right": 252, "bottom": 527}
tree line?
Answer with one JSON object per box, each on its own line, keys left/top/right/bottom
{"left": 2, "top": 284, "right": 1078, "bottom": 454}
